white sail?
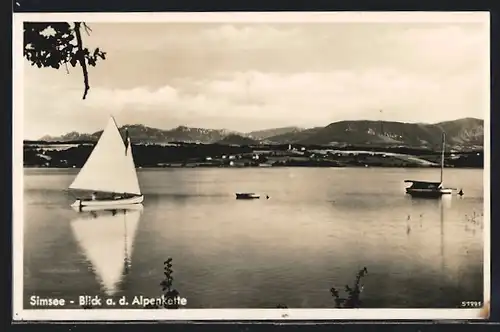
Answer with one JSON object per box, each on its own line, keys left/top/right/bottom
{"left": 69, "top": 117, "right": 141, "bottom": 195}
{"left": 70, "top": 207, "right": 142, "bottom": 296}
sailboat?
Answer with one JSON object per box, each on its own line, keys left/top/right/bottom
{"left": 70, "top": 206, "right": 142, "bottom": 296}
{"left": 404, "top": 132, "right": 453, "bottom": 198}
{"left": 68, "top": 116, "right": 144, "bottom": 209}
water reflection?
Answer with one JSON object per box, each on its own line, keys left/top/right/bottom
{"left": 69, "top": 204, "right": 143, "bottom": 295}
{"left": 23, "top": 168, "right": 483, "bottom": 308}
{"left": 440, "top": 198, "right": 445, "bottom": 272}
{"left": 406, "top": 195, "right": 453, "bottom": 272}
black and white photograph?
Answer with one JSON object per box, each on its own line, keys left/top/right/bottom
{"left": 13, "top": 12, "right": 490, "bottom": 321}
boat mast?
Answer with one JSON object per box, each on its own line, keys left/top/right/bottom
{"left": 440, "top": 132, "right": 446, "bottom": 184}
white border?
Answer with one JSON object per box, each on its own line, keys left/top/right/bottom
{"left": 13, "top": 11, "right": 491, "bottom": 321}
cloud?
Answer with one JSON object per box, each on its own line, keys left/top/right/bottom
{"left": 85, "top": 86, "right": 179, "bottom": 108}
{"left": 23, "top": 65, "right": 486, "bottom": 139}
{"left": 83, "top": 23, "right": 303, "bottom": 54}
{"left": 25, "top": 22, "right": 487, "bottom": 87}
{"left": 200, "top": 24, "right": 302, "bottom": 50}
{"left": 22, "top": 21, "right": 488, "bottom": 138}
{"left": 386, "top": 25, "right": 488, "bottom": 74}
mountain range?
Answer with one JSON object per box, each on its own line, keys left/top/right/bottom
{"left": 37, "top": 117, "right": 484, "bottom": 151}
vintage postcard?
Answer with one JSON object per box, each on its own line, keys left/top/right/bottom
{"left": 13, "top": 11, "right": 490, "bottom": 321}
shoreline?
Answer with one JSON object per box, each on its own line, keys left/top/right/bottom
{"left": 23, "top": 143, "right": 484, "bottom": 169}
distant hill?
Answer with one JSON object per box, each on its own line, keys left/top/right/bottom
{"left": 216, "top": 134, "right": 259, "bottom": 146}
{"left": 265, "top": 127, "right": 324, "bottom": 144}
{"left": 295, "top": 118, "right": 483, "bottom": 151}
{"left": 40, "top": 125, "right": 237, "bottom": 144}
{"left": 37, "top": 117, "right": 483, "bottom": 150}
{"left": 246, "top": 126, "right": 304, "bottom": 140}
{"left": 39, "top": 131, "right": 97, "bottom": 142}
{"left": 435, "top": 117, "right": 484, "bottom": 149}
{"left": 128, "top": 125, "right": 236, "bottom": 143}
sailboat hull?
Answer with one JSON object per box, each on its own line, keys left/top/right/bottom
{"left": 71, "top": 195, "right": 144, "bottom": 209}
{"left": 71, "top": 203, "right": 144, "bottom": 213}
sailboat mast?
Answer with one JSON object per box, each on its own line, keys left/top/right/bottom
{"left": 440, "top": 132, "right": 446, "bottom": 184}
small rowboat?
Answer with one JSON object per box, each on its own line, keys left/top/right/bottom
{"left": 235, "top": 193, "right": 260, "bottom": 200}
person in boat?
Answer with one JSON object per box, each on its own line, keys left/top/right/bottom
{"left": 112, "top": 192, "right": 128, "bottom": 200}
{"left": 91, "top": 192, "right": 97, "bottom": 201}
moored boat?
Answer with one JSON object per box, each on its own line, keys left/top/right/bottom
{"left": 404, "top": 180, "right": 453, "bottom": 198}
{"left": 235, "top": 193, "right": 260, "bottom": 199}
{"left": 404, "top": 132, "right": 454, "bottom": 198}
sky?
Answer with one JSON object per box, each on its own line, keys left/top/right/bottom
{"left": 21, "top": 13, "right": 489, "bottom": 139}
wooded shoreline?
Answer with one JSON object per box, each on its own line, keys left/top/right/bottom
{"left": 24, "top": 142, "right": 484, "bottom": 169}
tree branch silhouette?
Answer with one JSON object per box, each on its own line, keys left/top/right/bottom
{"left": 23, "top": 22, "right": 106, "bottom": 100}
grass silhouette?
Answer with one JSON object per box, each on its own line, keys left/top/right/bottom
{"left": 80, "top": 258, "right": 368, "bottom": 310}
{"left": 277, "top": 267, "right": 369, "bottom": 309}
{"left": 144, "top": 257, "right": 181, "bottom": 309}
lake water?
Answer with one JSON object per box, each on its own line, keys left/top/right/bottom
{"left": 22, "top": 167, "right": 485, "bottom": 309}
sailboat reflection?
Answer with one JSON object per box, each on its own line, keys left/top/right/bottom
{"left": 440, "top": 198, "right": 445, "bottom": 271}
{"left": 70, "top": 204, "right": 143, "bottom": 296}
